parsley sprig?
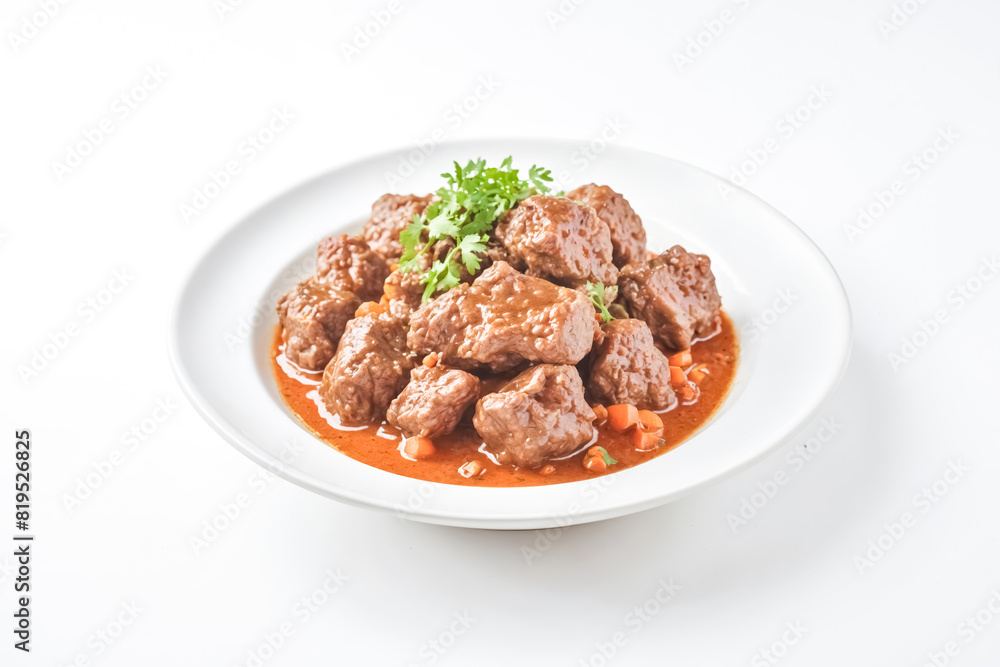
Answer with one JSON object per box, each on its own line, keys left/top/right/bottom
{"left": 587, "top": 281, "right": 614, "bottom": 323}
{"left": 398, "top": 157, "right": 553, "bottom": 302}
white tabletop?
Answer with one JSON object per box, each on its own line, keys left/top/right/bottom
{"left": 4, "top": 0, "right": 1000, "bottom": 664}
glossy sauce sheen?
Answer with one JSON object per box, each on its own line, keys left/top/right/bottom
{"left": 272, "top": 313, "right": 738, "bottom": 487}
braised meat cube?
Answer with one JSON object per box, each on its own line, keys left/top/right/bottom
{"left": 589, "top": 319, "right": 677, "bottom": 411}
{"left": 276, "top": 278, "right": 360, "bottom": 371}
{"left": 473, "top": 364, "right": 595, "bottom": 469}
{"left": 494, "top": 195, "right": 618, "bottom": 287}
{"left": 567, "top": 184, "right": 646, "bottom": 268}
{"left": 383, "top": 268, "right": 426, "bottom": 323}
{"left": 361, "top": 193, "right": 434, "bottom": 263}
{"left": 618, "top": 245, "right": 722, "bottom": 352}
{"left": 315, "top": 234, "right": 389, "bottom": 302}
{"left": 319, "top": 312, "right": 415, "bottom": 424}
{"left": 407, "top": 261, "right": 598, "bottom": 372}
{"left": 387, "top": 365, "right": 480, "bottom": 438}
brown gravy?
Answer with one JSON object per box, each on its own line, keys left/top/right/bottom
{"left": 271, "top": 314, "right": 738, "bottom": 487}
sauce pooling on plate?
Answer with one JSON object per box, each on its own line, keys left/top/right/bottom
{"left": 271, "top": 313, "right": 737, "bottom": 487}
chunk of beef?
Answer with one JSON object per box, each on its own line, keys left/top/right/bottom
{"left": 383, "top": 268, "right": 426, "bottom": 322}
{"left": 589, "top": 319, "right": 677, "bottom": 411}
{"left": 494, "top": 195, "right": 618, "bottom": 287}
{"left": 276, "top": 278, "right": 360, "bottom": 371}
{"left": 361, "top": 193, "right": 434, "bottom": 263}
{"left": 382, "top": 240, "right": 456, "bottom": 323}
{"left": 618, "top": 245, "right": 722, "bottom": 352}
{"left": 319, "top": 312, "right": 415, "bottom": 424}
{"left": 473, "top": 364, "right": 594, "bottom": 469}
{"left": 387, "top": 365, "right": 480, "bottom": 438}
{"left": 567, "top": 184, "right": 646, "bottom": 268}
{"left": 408, "top": 261, "right": 598, "bottom": 372}
{"left": 315, "top": 234, "right": 389, "bottom": 301}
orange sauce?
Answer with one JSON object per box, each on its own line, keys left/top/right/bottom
{"left": 272, "top": 314, "right": 738, "bottom": 487}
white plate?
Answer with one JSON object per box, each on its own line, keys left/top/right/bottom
{"left": 169, "top": 139, "right": 851, "bottom": 530}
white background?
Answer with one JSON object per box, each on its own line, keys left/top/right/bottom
{"left": 3, "top": 0, "right": 1000, "bottom": 665}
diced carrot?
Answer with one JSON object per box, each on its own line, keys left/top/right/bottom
{"left": 669, "top": 365, "right": 686, "bottom": 387}
{"left": 379, "top": 294, "right": 390, "bottom": 307}
{"left": 583, "top": 446, "right": 608, "bottom": 473}
{"left": 458, "top": 460, "right": 483, "bottom": 478}
{"left": 539, "top": 465, "right": 556, "bottom": 476}
{"left": 606, "top": 404, "right": 639, "bottom": 432}
{"left": 390, "top": 263, "right": 399, "bottom": 272}
{"left": 633, "top": 428, "right": 664, "bottom": 451}
{"left": 689, "top": 363, "right": 710, "bottom": 384}
{"left": 637, "top": 410, "right": 663, "bottom": 432}
{"left": 383, "top": 281, "right": 400, "bottom": 300}
{"left": 678, "top": 382, "right": 699, "bottom": 403}
{"left": 592, "top": 405, "right": 608, "bottom": 423}
{"left": 403, "top": 436, "right": 435, "bottom": 459}
{"left": 423, "top": 353, "right": 439, "bottom": 368}
{"left": 667, "top": 349, "right": 692, "bottom": 367}
{"left": 355, "top": 301, "right": 385, "bottom": 318}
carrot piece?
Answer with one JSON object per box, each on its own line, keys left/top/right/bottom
{"left": 669, "top": 366, "right": 686, "bottom": 387}
{"left": 667, "top": 349, "right": 692, "bottom": 367}
{"left": 389, "top": 263, "right": 399, "bottom": 272}
{"left": 423, "top": 353, "right": 439, "bottom": 368}
{"left": 689, "top": 363, "right": 710, "bottom": 384}
{"left": 678, "top": 382, "right": 699, "bottom": 403}
{"left": 583, "top": 446, "right": 616, "bottom": 472}
{"left": 355, "top": 301, "right": 385, "bottom": 318}
{"left": 592, "top": 405, "right": 608, "bottom": 423}
{"left": 637, "top": 410, "right": 663, "bottom": 433}
{"left": 402, "top": 436, "right": 435, "bottom": 459}
{"left": 633, "top": 428, "right": 664, "bottom": 451}
{"left": 606, "top": 404, "right": 639, "bottom": 432}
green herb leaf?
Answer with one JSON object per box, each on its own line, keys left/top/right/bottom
{"left": 399, "top": 157, "right": 551, "bottom": 302}
{"left": 587, "top": 281, "right": 614, "bottom": 323}
{"left": 597, "top": 446, "right": 617, "bottom": 466}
